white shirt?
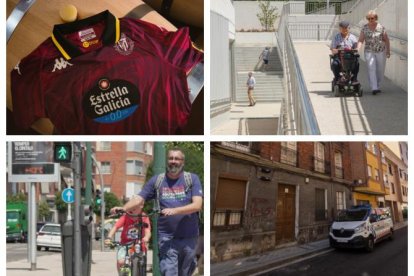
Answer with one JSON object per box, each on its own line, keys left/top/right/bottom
{"left": 247, "top": 76, "right": 256, "bottom": 88}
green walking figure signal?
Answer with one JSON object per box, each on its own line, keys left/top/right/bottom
{"left": 54, "top": 142, "right": 72, "bottom": 163}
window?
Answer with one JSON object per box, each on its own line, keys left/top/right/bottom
{"left": 381, "top": 151, "right": 386, "bottom": 164}
{"left": 221, "top": 142, "right": 260, "bottom": 154}
{"left": 126, "top": 182, "right": 144, "bottom": 199}
{"left": 126, "top": 160, "right": 144, "bottom": 175}
{"left": 374, "top": 169, "right": 379, "bottom": 181}
{"left": 213, "top": 177, "right": 247, "bottom": 227}
{"left": 334, "top": 151, "right": 343, "bottom": 178}
{"left": 145, "top": 143, "right": 153, "bottom": 155}
{"left": 280, "top": 142, "right": 297, "bottom": 166}
{"left": 372, "top": 144, "right": 378, "bottom": 155}
{"left": 314, "top": 142, "right": 325, "bottom": 173}
{"left": 388, "top": 164, "right": 393, "bottom": 175}
{"left": 99, "top": 161, "right": 111, "bottom": 174}
{"left": 97, "top": 142, "right": 111, "bottom": 151}
{"left": 383, "top": 174, "right": 389, "bottom": 187}
{"left": 336, "top": 191, "right": 346, "bottom": 210}
{"left": 391, "top": 182, "right": 395, "bottom": 194}
{"left": 315, "top": 188, "right": 327, "bottom": 221}
{"left": 404, "top": 172, "right": 408, "bottom": 181}
{"left": 399, "top": 169, "right": 403, "bottom": 179}
{"left": 127, "top": 142, "right": 144, "bottom": 152}
{"left": 367, "top": 165, "right": 372, "bottom": 178}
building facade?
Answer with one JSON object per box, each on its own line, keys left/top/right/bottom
{"left": 211, "top": 142, "right": 363, "bottom": 262}
{"left": 352, "top": 142, "right": 387, "bottom": 207}
{"left": 94, "top": 142, "right": 154, "bottom": 200}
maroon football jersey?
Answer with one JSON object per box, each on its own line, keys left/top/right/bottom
{"left": 11, "top": 10, "right": 203, "bottom": 134}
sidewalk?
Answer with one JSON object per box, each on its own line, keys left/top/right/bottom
{"left": 294, "top": 41, "right": 407, "bottom": 135}
{"left": 211, "top": 102, "right": 281, "bottom": 135}
{"left": 6, "top": 249, "right": 153, "bottom": 276}
{"left": 211, "top": 221, "right": 408, "bottom": 276}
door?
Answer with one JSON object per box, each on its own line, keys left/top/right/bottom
{"left": 276, "top": 184, "right": 296, "bottom": 245}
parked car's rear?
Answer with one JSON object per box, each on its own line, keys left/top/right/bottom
{"left": 36, "top": 223, "right": 62, "bottom": 251}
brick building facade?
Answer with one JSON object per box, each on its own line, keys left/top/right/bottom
{"left": 94, "top": 142, "right": 154, "bottom": 200}
{"left": 211, "top": 142, "right": 365, "bottom": 262}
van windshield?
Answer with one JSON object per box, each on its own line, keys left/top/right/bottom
{"left": 335, "top": 209, "right": 369, "bottom": 222}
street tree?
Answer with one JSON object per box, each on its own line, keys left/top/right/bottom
{"left": 6, "top": 192, "right": 27, "bottom": 203}
{"left": 256, "top": 0, "right": 279, "bottom": 31}
{"left": 38, "top": 200, "right": 51, "bottom": 221}
{"left": 55, "top": 191, "right": 67, "bottom": 214}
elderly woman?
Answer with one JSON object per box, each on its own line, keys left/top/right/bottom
{"left": 330, "top": 20, "right": 359, "bottom": 83}
{"left": 357, "top": 10, "right": 391, "bottom": 95}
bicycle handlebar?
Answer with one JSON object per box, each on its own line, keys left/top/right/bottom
{"left": 108, "top": 209, "right": 160, "bottom": 219}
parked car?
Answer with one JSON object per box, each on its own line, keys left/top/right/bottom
{"left": 330, "top": 205, "right": 393, "bottom": 252}
{"left": 36, "top": 223, "right": 62, "bottom": 251}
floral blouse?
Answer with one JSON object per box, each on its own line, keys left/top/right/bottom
{"left": 362, "top": 23, "right": 386, "bottom": 53}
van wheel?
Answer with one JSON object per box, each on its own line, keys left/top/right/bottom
{"left": 389, "top": 229, "right": 394, "bottom": 240}
{"left": 37, "top": 246, "right": 41, "bottom": 251}
{"left": 366, "top": 237, "right": 374, "bottom": 252}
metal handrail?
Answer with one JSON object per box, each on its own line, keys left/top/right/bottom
{"left": 277, "top": 2, "right": 320, "bottom": 135}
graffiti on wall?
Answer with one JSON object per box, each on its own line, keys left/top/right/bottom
{"left": 245, "top": 197, "right": 275, "bottom": 231}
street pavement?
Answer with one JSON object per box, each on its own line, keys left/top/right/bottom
{"left": 294, "top": 41, "right": 407, "bottom": 135}
{"left": 211, "top": 221, "right": 407, "bottom": 276}
{"left": 6, "top": 246, "right": 153, "bottom": 276}
{"left": 260, "top": 226, "right": 408, "bottom": 276}
{"left": 211, "top": 102, "right": 281, "bottom": 135}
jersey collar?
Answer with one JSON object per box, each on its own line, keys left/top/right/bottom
{"left": 51, "top": 10, "right": 120, "bottom": 60}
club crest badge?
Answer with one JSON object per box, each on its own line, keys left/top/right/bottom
{"left": 114, "top": 33, "right": 134, "bottom": 56}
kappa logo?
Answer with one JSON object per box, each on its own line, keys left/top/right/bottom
{"left": 52, "top": 58, "right": 73, "bottom": 72}
{"left": 14, "top": 61, "right": 21, "bottom": 75}
{"left": 114, "top": 33, "right": 134, "bottom": 56}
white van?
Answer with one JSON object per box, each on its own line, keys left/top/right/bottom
{"left": 329, "top": 205, "right": 393, "bottom": 252}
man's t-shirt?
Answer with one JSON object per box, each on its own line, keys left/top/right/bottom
{"left": 11, "top": 10, "right": 203, "bottom": 134}
{"left": 139, "top": 172, "right": 203, "bottom": 239}
{"left": 331, "top": 33, "right": 358, "bottom": 50}
{"left": 115, "top": 213, "right": 151, "bottom": 251}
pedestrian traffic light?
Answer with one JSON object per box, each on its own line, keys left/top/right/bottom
{"left": 80, "top": 205, "right": 93, "bottom": 225}
{"left": 54, "top": 142, "right": 72, "bottom": 163}
{"left": 95, "top": 189, "right": 101, "bottom": 207}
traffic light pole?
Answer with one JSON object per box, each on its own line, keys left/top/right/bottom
{"left": 152, "top": 142, "right": 165, "bottom": 276}
{"left": 72, "top": 142, "right": 82, "bottom": 276}
{"left": 91, "top": 155, "right": 106, "bottom": 252}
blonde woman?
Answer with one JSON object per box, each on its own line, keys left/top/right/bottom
{"left": 357, "top": 10, "right": 390, "bottom": 95}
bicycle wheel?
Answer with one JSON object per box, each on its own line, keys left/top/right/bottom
{"left": 131, "top": 257, "right": 140, "bottom": 276}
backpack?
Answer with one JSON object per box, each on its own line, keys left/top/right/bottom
{"left": 153, "top": 171, "right": 193, "bottom": 211}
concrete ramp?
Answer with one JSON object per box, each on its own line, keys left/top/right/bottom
{"left": 294, "top": 41, "right": 407, "bottom": 135}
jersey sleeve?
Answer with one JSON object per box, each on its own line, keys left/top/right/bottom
{"left": 139, "top": 175, "right": 157, "bottom": 201}
{"left": 190, "top": 173, "right": 203, "bottom": 198}
{"left": 123, "top": 18, "right": 203, "bottom": 73}
{"left": 10, "top": 53, "right": 46, "bottom": 129}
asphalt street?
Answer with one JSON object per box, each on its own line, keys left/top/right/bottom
{"left": 261, "top": 227, "right": 407, "bottom": 276}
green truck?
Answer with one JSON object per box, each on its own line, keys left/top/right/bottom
{"left": 6, "top": 202, "right": 28, "bottom": 242}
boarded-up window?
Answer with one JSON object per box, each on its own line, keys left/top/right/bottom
{"left": 213, "top": 177, "right": 247, "bottom": 227}
{"left": 314, "top": 142, "right": 325, "bottom": 173}
{"left": 281, "top": 142, "right": 297, "bottom": 166}
{"left": 315, "top": 188, "right": 327, "bottom": 221}
{"left": 334, "top": 151, "right": 343, "bottom": 178}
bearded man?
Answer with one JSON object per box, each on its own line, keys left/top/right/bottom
{"left": 111, "top": 148, "right": 203, "bottom": 276}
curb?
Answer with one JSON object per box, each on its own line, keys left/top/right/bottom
{"left": 217, "top": 246, "right": 332, "bottom": 276}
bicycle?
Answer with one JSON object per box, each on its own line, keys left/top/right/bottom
{"left": 106, "top": 210, "right": 154, "bottom": 276}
